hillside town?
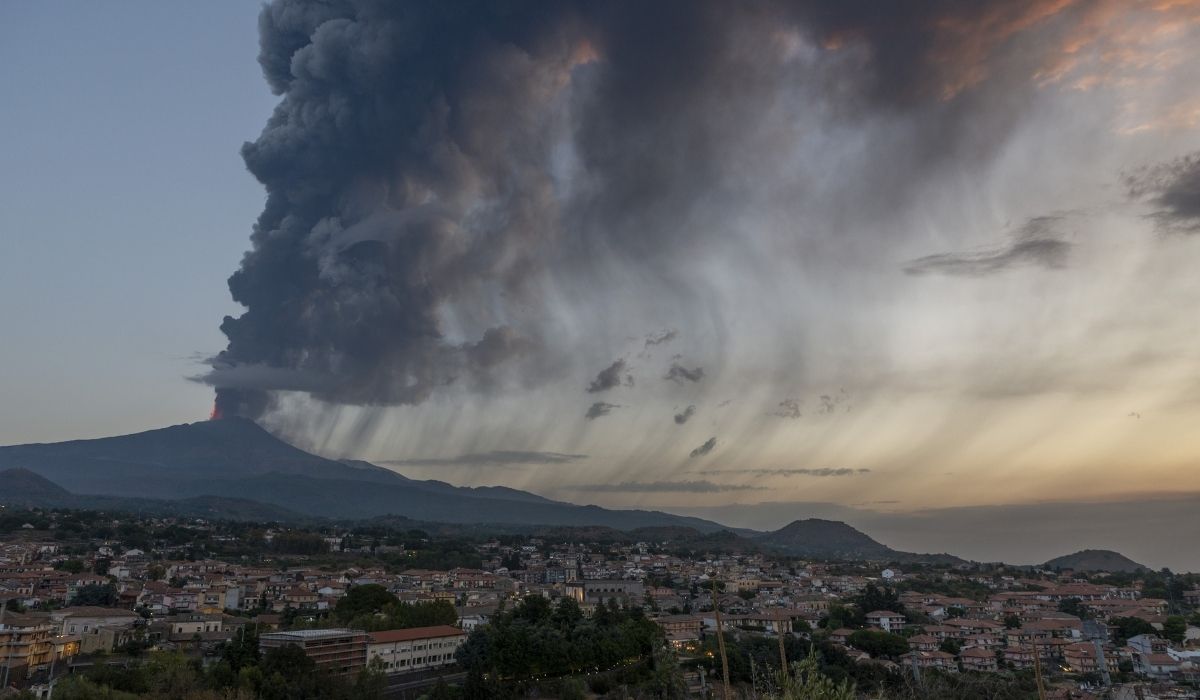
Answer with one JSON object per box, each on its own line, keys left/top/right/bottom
{"left": 1, "top": 508, "right": 1198, "bottom": 699}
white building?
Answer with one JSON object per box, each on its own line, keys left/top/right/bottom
{"left": 366, "top": 625, "right": 467, "bottom": 675}
{"left": 865, "top": 610, "right": 906, "bottom": 633}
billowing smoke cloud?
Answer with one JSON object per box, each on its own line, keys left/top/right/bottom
{"left": 674, "top": 404, "right": 696, "bottom": 425}
{"left": 587, "top": 359, "right": 629, "bottom": 393}
{"left": 203, "top": 0, "right": 1077, "bottom": 419}
{"left": 585, "top": 401, "right": 619, "bottom": 420}
{"left": 689, "top": 437, "right": 718, "bottom": 458}
{"left": 1125, "top": 152, "right": 1200, "bottom": 233}
{"left": 188, "top": 0, "right": 1200, "bottom": 525}
{"left": 665, "top": 363, "right": 705, "bottom": 384}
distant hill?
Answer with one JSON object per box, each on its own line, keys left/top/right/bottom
{"left": 0, "top": 467, "right": 304, "bottom": 521}
{"left": 0, "top": 467, "right": 70, "bottom": 503}
{"left": 756, "top": 518, "right": 896, "bottom": 559}
{"left": 756, "top": 518, "right": 967, "bottom": 565}
{"left": 0, "top": 419, "right": 729, "bottom": 531}
{"left": 1043, "top": 549, "right": 1147, "bottom": 573}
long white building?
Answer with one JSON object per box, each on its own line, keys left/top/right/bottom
{"left": 366, "top": 625, "right": 467, "bottom": 675}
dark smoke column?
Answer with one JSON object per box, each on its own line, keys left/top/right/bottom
{"left": 204, "top": 0, "right": 588, "bottom": 418}
{"left": 204, "top": 0, "right": 1000, "bottom": 419}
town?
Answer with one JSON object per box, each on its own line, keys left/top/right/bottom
{"left": 0, "top": 507, "right": 1197, "bottom": 699}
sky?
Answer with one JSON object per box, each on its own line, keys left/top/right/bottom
{"left": 2, "top": 1, "right": 1200, "bottom": 567}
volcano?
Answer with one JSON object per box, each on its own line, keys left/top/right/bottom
{"left": 0, "top": 418, "right": 728, "bottom": 530}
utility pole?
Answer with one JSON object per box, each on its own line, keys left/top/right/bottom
{"left": 710, "top": 579, "right": 731, "bottom": 700}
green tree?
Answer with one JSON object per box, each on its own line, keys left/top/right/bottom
{"left": 352, "top": 657, "right": 388, "bottom": 700}
{"left": 71, "top": 582, "right": 118, "bottom": 607}
{"left": 847, "top": 630, "right": 909, "bottom": 659}
{"left": 1162, "top": 615, "right": 1187, "bottom": 644}
{"left": 335, "top": 584, "right": 399, "bottom": 621}
{"left": 1110, "top": 616, "right": 1156, "bottom": 645}
{"left": 56, "top": 559, "right": 85, "bottom": 574}
{"left": 220, "top": 625, "right": 261, "bottom": 672}
{"left": 822, "top": 604, "right": 863, "bottom": 630}
{"left": 1058, "top": 597, "right": 1086, "bottom": 618}
{"left": 271, "top": 531, "right": 327, "bottom": 555}
{"left": 1003, "top": 614, "right": 1021, "bottom": 629}
{"left": 766, "top": 650, "right": 856, "bottom": 700}
{"left": 851, "top": 584, "right": 903, "bottom": 616}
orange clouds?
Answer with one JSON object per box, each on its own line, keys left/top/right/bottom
{"left": 925, "top": 0, "right": 1077, "bottom": 99}
{"left": 1035, "top": 0, "right": 1200, "bottom": 91}
{"left": 827, "top": 0, "right": 1200, "bottom": 102}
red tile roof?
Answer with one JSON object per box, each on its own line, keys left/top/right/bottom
{"left": 368, "top": 625, "right": 466, "bottom": 644}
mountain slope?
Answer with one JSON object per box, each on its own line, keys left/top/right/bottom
{"left": 756, "top": 518, "right": 967, "bottom": 564}
{"left": 756, "top": 518, "right": 896, "bottom": 559}
{"left": 0, "top": 418, "right": 405, "bottom": 497}
{"left": 0, "top": 467, "right": 304, "bottom": 522}
{"left": 0, "top": 467, "right": 71, "bottom": 503}
{"left": 1043, "top": 549, "right": 1147, "bottom": 573}
{"left": 0, "top": 420, "right": 728, "bottom": 531}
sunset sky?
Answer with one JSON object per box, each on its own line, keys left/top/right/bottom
{"left": 2, "top": 1, "right": 1199, "bottom": 562}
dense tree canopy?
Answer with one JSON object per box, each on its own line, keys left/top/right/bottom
{"left": 456, "top": 596, "right": 662, "bottom": 697}
{"left": 70, "top": 582, "right": 118, "bottom": 607}
{"left": 848, "top": 629, "right": 910, "bottom": 659}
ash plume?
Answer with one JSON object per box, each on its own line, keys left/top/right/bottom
{"left": 1124, "top": 152, "right": 1200, "bottom": 233}
{"left": 689, "top": 436, "right": 718, "bottom": 458}
{"left": 587, "top": 359, "right": 629, "bottom": 393}
{"left": 200, "top": 0, "right": 1114, "bottom": 420}
{"left": 586, "top": 402, "right": 620, "bottom": 420}
{"left": 644, "top": 329, "right": 677, "bottom": 347}
{"left": 665, "top": 363, "right": 705, "bottom": 384}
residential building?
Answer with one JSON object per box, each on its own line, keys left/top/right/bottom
{"left": 259, "top": 628, "right": 369, "bottom": 677}
{"left": 959, "top": 646, "right": 998, "bottom": 672}
{"left": 366, "top": 625, "right": 467, "bottom": 675}
{"left": 865, "top": 610, "right": 906, "bottom": 633}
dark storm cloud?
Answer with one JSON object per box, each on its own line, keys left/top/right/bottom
{"left": 585, "top": 401, "right": 620, "bottom": 420}
{"left": 788, "top": 1, "right": 1089, "bottom": 104}
{"left": 465, "top": 327, "right": 535, "bottom": 370}
{"left": 587, "top": 359, "right": 628, "bottom": 393}
{"left": 904, "top": 216, "right": 1072, "bottom": 276}
{"left": 203, "top": 0, "right": 1076, "bottom": 418}
{"left": 674, "top": 404, "right": 696, "bottom": 425}
{"left": 689, "top": 437, "right": 718, "bottom": 458}
{"left": 665, "top": 363, "right": 704, "bottom": 384}
{"left": 384, "top": 450, "right": 588, "bottom": 468}
{"left": 696, "top": 467, "right": 869, "bottom": 477}
{"left": 575, "top": 480, "right": 765, "bottom": 493}
{"left": 644, "top": 329, "right": 677, "bottom": 347}
{"left": 1124, "top": 152, "right": 1200, "bottom": 233}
